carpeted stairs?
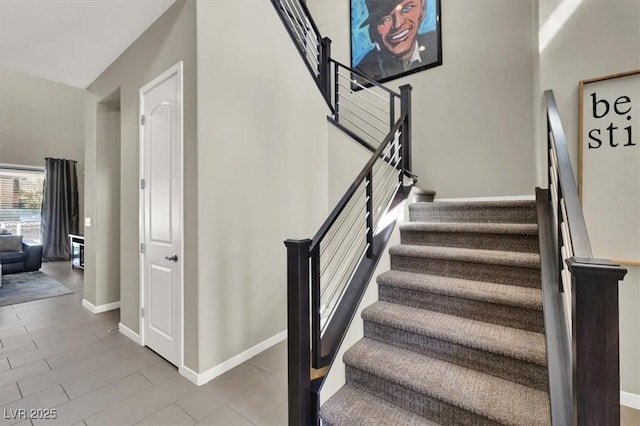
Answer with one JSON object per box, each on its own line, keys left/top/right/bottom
{"left": 321, "top": 200, "right": 551, "bottom": 425}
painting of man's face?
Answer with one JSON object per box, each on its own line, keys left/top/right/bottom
{"left": 375, "top": 0, "right": 425, "bottom": 61}
{"left": 351, "top": 0, "right": 442, "bottom": 86}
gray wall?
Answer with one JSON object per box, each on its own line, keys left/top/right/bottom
{"left": 95, "top": 103, "right": 121, "bottom": 306}
{"left": 539, "top": 0, "right": 640, "bottom": 396}
{"left": 0, "top": 65, "right": 85, "bottom": 222}
{"left": 328, "top": 124, "right": 371, "bottom": 207}
{"left": 308, "top": 0, "right": 537, "bottom": 198}
{"left": 195, "top": 0, "right": 329, "bottom": 372}
{"left": 84, "top": 0, "right": 199, "bottom": 369}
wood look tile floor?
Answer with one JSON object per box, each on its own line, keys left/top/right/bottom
{"left": 2, "top": 262, "right": 639, "bottom": 425}
{"left": 1, "top": 262, "right": 287, "bottom": 426}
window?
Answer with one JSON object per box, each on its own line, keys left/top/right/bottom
{"left": 0, "top": 165, "right": 45, "bottom": 243}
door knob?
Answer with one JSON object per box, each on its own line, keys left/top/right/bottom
{"left": 165, "top": 254, "right": 178, "bottom": 262}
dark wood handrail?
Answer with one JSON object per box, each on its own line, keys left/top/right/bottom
{"left": 544, "top": 90, "right": 592, "bottom": 258}
{"left": 536, "top": 188, "right": 572, "bottom": 426}
{"left": 310, "top": 114, "right": 406, "bottom": 252}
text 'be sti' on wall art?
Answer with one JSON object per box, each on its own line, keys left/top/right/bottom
{"left": 579, "top": 69, "right": 640, "bottom": 266}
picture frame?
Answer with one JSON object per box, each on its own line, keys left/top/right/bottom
{"left": 578, "top": 69, "right": 640, "bottom": 266}
{"left": 350, "top": 0, "right": 442, "bottom": 87}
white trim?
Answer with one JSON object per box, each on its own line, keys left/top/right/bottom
{"left": 434, "top": 195, "right": 536, "bottom": 202}
{"left": 138, "top": 67, "right": 145, "bottom": 347}
{"left": 118, "top": 322, "right": 142, "bottom": 345}
{"left": 178, "top": 365, "right": 200, "bottom": 385}
{"left": 82, "top": 299, "right": 121, "bottom": 313}
{"left": 621, "top": 391, "right": 640, "bottom": 410}
{"left": 179, "top": 330, "right": 288, "bottom": 386}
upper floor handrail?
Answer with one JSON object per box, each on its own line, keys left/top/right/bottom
{"left": 271, "top": 0, "right": 411, "bottom": 152}
{"left": 271, "top": 0, "right": 333, "bottom": 110}
{"left": 296, "top": 0, "right": 322, "bottom": 41}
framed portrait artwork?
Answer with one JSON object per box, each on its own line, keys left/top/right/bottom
{"left": 351, "top": 0, "right": 442, "bottom": 85}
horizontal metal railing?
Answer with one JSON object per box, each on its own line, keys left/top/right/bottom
{"left": 273, "top": 0, "right": 320, "bottom": 72}
{"left": 272, "top": 1, "right": 415, "bottom": 424}
{"left": 285, "top": 114, "right": 411, "bottom": 426}
{"left": 272, "top": 1, "right": 413, "bottom": 160}
{"left": 329, "top": 59, "right": 403, "bottom": 150}
{"left": 309, "top": 123, "right": 404, "bottom": 350}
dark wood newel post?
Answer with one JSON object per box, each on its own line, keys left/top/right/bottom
{"left": 320, "top": 37, "right": 332, "bottom": 105}
{"left": 399, "top": 84, "right": 412, "bottom": 174}
{"left": 566, "top": 257, "right": 627, "bottom": 426}
{"left": 285, "top": 239, "right": 313, "bottom": 426}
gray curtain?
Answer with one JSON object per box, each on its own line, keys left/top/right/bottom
{"left": 41, "top": 158, "right": 79, "bottom": 261}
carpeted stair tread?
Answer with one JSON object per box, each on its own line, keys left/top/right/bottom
{"left": 399, "top": 221, "right": 540, "bottom": 253}
{"left": 409, "top": 200, "right": 537, "bottom": 224}
{"left": 390, "top": 244, "right": 540, "bottom": 269}
{"left": 344, "top": 338, "right": 551, "bottom": 426}
{"left": 377, "top": 270, "right": 542, "bottom": 311}
{"left": 321, "top": 385, "right": 441, "bottom": 426}
{"left": 362, "top": 301, "right": 547, "bottom": 366}
{"left": 399, "top": 222, "right": 538, "bottom": 235}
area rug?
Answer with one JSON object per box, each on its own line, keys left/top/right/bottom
{"left": 0, "top": 271, "right": 73, "bottom": 307}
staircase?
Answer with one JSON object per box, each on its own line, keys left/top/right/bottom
{"left": 321, "top": 200, "right": 551, "bottom": 425}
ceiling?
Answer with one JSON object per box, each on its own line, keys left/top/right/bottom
{"left": 0, "top": 0, "right": 176, "bottom": 89}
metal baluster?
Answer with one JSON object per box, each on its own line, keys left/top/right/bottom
{"left": 366, "top": 171, "right": 373, "bottom": 258}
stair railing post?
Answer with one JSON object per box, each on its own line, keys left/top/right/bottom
{"left": 566, "top": 258, "right": 627, "bottom": 426}
{"left": 284, "top": 238, "right": 314, "bottom": 426}
{"left": 320, "top": 37, "right": 332, "bottom": 106}
{"left": 400, "top": 84, "right": 413, "bottom": 174}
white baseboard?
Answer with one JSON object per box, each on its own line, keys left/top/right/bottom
{"left": 82, "top": 299, "right": 121, "bottom": 314}
{"left": 435, "top": 195, "right": 536, "bottom": 202}
{"left": 118, "top": 322, "right": 142, "bottom": 345}
{"left": 180, "top": 330, "right": 287, "bottom": 386}
{"left": 621, "top": 391, "right": 640, "bottom": 410}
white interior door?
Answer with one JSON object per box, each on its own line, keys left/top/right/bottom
{"left": 140, "top": 63, "right": 183, "bottom": 366}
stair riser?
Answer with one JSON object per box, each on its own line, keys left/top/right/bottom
{"left": 390, "top": 255, "right": 541, "bottom": 288}
{"left": 378, "top": 285, "right": 544, "bottom": 333}
{"left": 409, "top": 204, "right": 536, "bottom": 224}
{"left": 400, "top": 230, "right": 539, "bottom": 253}
{"left": 346, "top": 367, "right": 502, "bottom": 426}
{"left": 364, "top": 322, "right": 548, "bottom": 391}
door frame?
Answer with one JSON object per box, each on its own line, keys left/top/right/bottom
{"left": 138, "top": 61, "right": 184, "bottom": 370}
